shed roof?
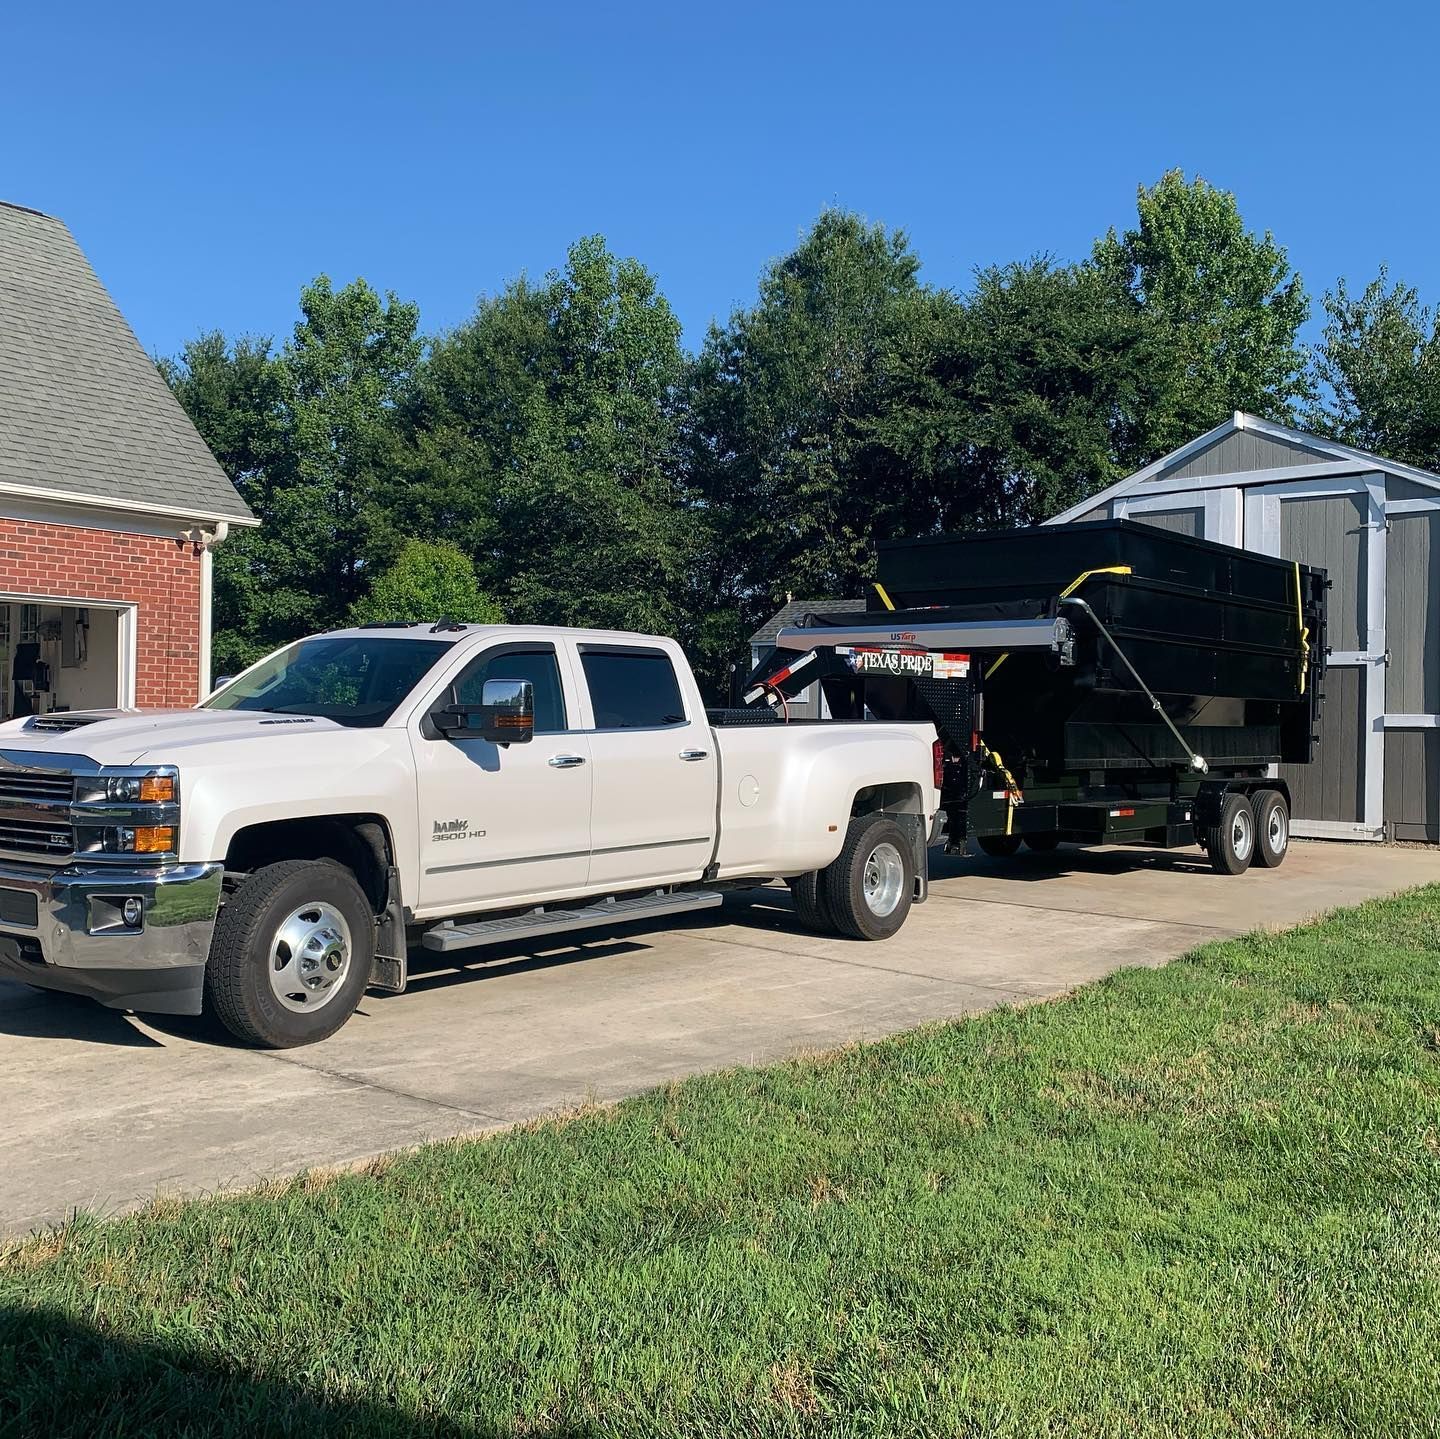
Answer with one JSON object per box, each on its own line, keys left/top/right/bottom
{"left": 749, "top": 598, "right": 862, "bottom": 646}
{"left": 0, "top": 200, "right": 256, "bottom": 526}
{"left": 1046, "top": 411, "right": 1440, "bottom": 527}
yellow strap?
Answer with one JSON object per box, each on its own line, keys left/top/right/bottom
{"left": 984, "top": 565, "right": 1133, "bottom": 679}
{"left": 1293, "top": 561, "right": 1310, "bottom": 695}
{"left": 873, "top": 582, "right": 896, "bottom": 612}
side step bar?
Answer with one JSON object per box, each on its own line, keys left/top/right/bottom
{"left": 421, "top": 888, "right": 725, "bottom": 953}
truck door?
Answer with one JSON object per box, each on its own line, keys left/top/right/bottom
{"left": 411, "top": 641, "right": 593, "bottom": 913}
{"left": 572, "top": 642, "right": 717, "bottom": 888}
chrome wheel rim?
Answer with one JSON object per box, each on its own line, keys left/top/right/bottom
{"left": 1267, "top": 803, "right": 1288, "bottom": 855}
{"left": 1231, "top": 808, "right": 1254, "bottom": 864}
{"left": 862, "top": 841, "right": 905, "bottom": 918}
{"left": 268, "top": 900, "right": 352, "bottom": 1013}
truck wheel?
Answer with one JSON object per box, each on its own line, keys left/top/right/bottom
{"left": 204, "top": 860, "right": 375, "bottom": 1048}
{"left": 787, "top": 871, "right": 836, "bottom": 933}
{"left": 976, "top": 833, "right": 1022, "bottom": 859}
{"left": 1204, "top": 794, "right": 1255, "bottom": 876}
{"left": 824, "top": 815, "right": 915, "bottom": 941}
{"left": 1023, "top": 834, "right": 1060, "bottom": 852}
{"left": 1251, "top": 790, "right": 1290, "bottom": 869}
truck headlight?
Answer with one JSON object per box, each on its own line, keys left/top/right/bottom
{"left": 111, "top": 825, "right": 176, "bottom": 854}
{"left": 106, "top": 775, "right": 174, "bottom": 802}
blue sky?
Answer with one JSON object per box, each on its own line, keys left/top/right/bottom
{"left": 5, "top": 0, "right": 1437, "bottom": 359}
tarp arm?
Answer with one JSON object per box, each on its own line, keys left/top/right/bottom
{"left": 1059, "top": 596, "right": 1208, "bottom": 774}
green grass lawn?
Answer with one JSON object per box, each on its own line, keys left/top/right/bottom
{"left": 4, "top": 889, "right": 1440, "bottom": 1438}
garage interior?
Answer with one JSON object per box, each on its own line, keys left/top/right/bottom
{"left": 0, "top": 600, "right": 121, "bottom": 721}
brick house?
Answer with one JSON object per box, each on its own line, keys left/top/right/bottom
{"left": 0, "top": 200, "right": 255, "bottom": 716}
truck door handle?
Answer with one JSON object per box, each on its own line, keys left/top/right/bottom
{"left": 548, "top": 753, "right": 587, "bottom": 768}
{"left": 678, "top": 748, "right": 709, "bottom": 762}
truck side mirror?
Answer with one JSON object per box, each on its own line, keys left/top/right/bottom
{"left": 212, "top": 676, "right": 233, "bottom": 693}
{"left": 434, "top": 678, "right": 535, "bottom": 745}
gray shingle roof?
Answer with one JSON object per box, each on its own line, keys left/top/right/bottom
{"left": 749, "top": 598, "right": 862, "bottom": 646}
{"left": 0, "top": 201, "right": 255, "bottom": 525}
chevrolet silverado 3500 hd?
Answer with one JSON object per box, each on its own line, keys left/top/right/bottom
{"left": 0, "top": 623, "right": 939, "bottom": 1046}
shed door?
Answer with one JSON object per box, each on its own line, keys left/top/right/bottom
{"left": 1382, "top": 502, "right": 1440, "bottom": 840}
{"left": 1245, "top": 477, "right": 1386, "bottom": 839}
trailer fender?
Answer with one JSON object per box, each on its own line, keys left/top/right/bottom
{"left": 1193, "top": 777, "right": 1290, "bottom": 828}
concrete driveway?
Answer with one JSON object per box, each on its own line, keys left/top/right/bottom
{"left": 3, "top": 840, "right": 1438, "bottom": 1236}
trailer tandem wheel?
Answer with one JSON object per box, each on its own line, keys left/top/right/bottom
{"left": 1251, "top": 789, "right": 1290, "bottom": 869}
{"left": 976, "top": 834, "right": 1022, "bottom": 859}
{"left": 1204, "top": 794, "right": 1255, "bottom": 876}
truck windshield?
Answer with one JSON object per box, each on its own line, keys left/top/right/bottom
{"left": 204, "top": 636, "right": 450, "bottom": 728}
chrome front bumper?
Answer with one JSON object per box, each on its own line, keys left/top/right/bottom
{"left": 0, "top": 860, "right": 222, "bottom": 1014}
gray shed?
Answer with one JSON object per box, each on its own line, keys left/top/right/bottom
{"left": 748, "top": 598, "right": 861, "bottom": 718}
{"left": 1047, "top": 412, "right": 1440, "bottom": 842}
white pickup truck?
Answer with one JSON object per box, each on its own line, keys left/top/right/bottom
{"left": 0, "top": 623, "right": 939, "bottom": 1046}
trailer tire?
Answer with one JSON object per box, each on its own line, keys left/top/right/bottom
{"left": 787, "top": 871, "right": 836, "bottom": 933}
{"left": 823, "top": 815, "right": 914, "bottom": 940}
{"left": 1023, "top": 834, "right": 1060, "bottom": 852}
{"left": 976, "top": 833, "right": 1022, "bottom": 859}
{"left": 1204, "top": 794, "right": 1255, "bottom": 876}
{"left": 1251, "top": 789, "right": 1290, "bottom": 869}
{"left": 204, "top": 859, "right": 374, "bottom": 1048}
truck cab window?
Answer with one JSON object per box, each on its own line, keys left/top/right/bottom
{"left": 580, "top": 649, "right": 686, "bottom": 729}
{"left": 453, "top": 650, "right": 567, "bottom": 733}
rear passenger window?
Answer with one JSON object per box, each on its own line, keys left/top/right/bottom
{"left": 581, "top": 650, "right": 686, "bottom": 729}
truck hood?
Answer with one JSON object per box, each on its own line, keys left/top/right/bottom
{"left": 0, "top": 709, "right": 354, "bottom": 766}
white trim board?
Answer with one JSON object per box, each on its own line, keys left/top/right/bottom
{"left": 1383, "top": 714, "right": 1440, "bottom": 730}
{"left": 1046, "top": 410, "right": 1440, "bottom": 526}
{"left": 0, "top": 479, "right": 257, "bottom": 531}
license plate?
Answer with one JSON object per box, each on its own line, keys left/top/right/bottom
{"left": 845, "top": 648, "right": 969, "bottom": 679}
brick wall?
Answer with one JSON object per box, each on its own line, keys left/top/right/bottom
{"left": 0, "top": 518, "right": 202, "bottom": 708}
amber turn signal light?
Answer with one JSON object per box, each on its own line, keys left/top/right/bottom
{"left": 133, "top": 826, "right": 175, "bottom": 853}
{"left": 138, "top": 776, "right": 175, "bottom": 802}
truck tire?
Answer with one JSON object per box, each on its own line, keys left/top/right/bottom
{"left": 1204, "top": 794, "right": 1255, "bottom": 876}
{"left": 1023, "top": 834, "right": 1060, "bottom": 852}
{"left": 787, "top": 871, "right": 836, "bottom": 933}
{"left": 976, "top": 833, "right": 1022, "bottom": 859}
{"left": 823, "top": 815, "right": 915, "bottom": 941}
{"left": 204, "top": 860, "right": 375, "bottom": 1048}
{"left": 1251, "top": 789, "right": 1290, "bottom": 869}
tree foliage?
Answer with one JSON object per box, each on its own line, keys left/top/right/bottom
{"left": 348, "top": 540, "right": 501, "bottom": 626}
{"left": 401, "top": 236, "right": 690, "bottom": 638}
{"left": 1308, "top": 269, "right": 1440, "bottom": 470}
{"left": 164, "top": 175, "right": 1422, "bottom": 702}
{"left": 164, "top": 279, "right": 421, "bottom": 672}
{"left": 1094, "top": 170, "right": 1310, "bottom": 454}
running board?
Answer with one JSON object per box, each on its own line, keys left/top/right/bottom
{"left": 421, "top": 888, "right": 725, "bottom": 953}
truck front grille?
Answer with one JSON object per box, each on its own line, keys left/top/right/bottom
{"left": 0, "top": 771, "right": 75, "bottom": 806}
{"left": 0, "top": 818, "right": 74, "bottom": 857}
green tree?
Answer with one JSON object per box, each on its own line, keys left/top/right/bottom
{"left": 401, "top": 236, "right": 690, "bottom": 637}
{"left": 685, "top": 210, "right": 927, "bottom": 658}
{"left": 1308, "top": 269, "right": 1440, "bottom": 469}
{"left": 165, "top": 277, "right": 422, "bottom": 672}
{"left": 868, "top": 258, "right": 1156, "bottom": 528}
{"left": 1094, "top": 170, "right": 1310, "bottom": 456}
{"left": 349, "top": 540, "right": 502, "bottom": 625}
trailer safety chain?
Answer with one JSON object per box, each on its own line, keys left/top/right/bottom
{"left": 984, "top": 566, "right": 1133, "bottom": 679}
{"left": 1058, "top": 595, "right": 1209, "bottom": 774}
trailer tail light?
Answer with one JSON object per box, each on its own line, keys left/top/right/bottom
{"left": 1109, "top": 808, "right": 1135, "bottom": 818}
{"left": 932, "top": 739, "right": 945, "bottom": 791}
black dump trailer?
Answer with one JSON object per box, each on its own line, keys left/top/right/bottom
{"left": 745, "top": 520, "right": 1328, "bottom": 875}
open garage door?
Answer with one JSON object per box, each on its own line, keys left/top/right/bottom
{"left": 0, "top": 599, "right": 134, "bottom": 721}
